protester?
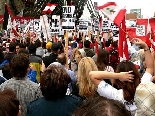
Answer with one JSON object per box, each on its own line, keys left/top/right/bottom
{"left": 18, "top": 48, "right": 38, "bottom": 83}
{"left": 2, "top": 42, "right": 16, "bottom": 79}
{"left": 76, "top": 57, "right": 98, "bottom": 99}
{"left": 89, "top": 38, "right": 154, "bottom": 115}
{"left": 42, "top": 42, "right": 62, "bottom": 72}
{"left": 27, "top": 65, "right": 82, "bottom": 116}
{"left": 83, "top": 40, "right": 95, "bottom": 57}
{"left": 0, "top": 54, "right": 42, "bottom": 116}
{"left": 28, "top": 43, "right": 42, "bottom": 83}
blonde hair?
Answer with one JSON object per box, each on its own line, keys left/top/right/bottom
{"left": 72, "top": 48, "right": 82, "bottom": 60}
{"left": 78, "top": 57, "right": 98, "bottom": 98}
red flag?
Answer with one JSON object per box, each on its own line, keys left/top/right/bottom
{"left": 126, "top": 27, "right": 136, "bottom": 41}
{"left": 136, "top": 19, "right": 151, "bottom": 46}
{"left": 119, "top": 17, "right": 129, "bottom": 61}
{"left": 95, "top": 39, "right": 99, "bottom": 56}
{"left": 42, "top": 3, "right": 57, "bottom": 14}
{"left": 97, "top": 2, "right": 126, "bottom": 27}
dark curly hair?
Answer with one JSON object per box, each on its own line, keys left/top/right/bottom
{"left": 10, "top": 54, "right": 30, "bottom": 78}
{"left": 72, "top": 96, "right": 131, "bottom": 116}
{"left": 40, "top": 65, "right": 71, "bottom": 101}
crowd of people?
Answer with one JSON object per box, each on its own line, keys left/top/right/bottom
{"left": 0, "top": 33, "right": 154, "bottom": 116}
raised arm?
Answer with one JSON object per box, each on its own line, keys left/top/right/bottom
{"left": 132, "top": 38, "right": 154, "bottom": 76}
{"left": 89, "top": 71, "right": 134, "bottom": 86}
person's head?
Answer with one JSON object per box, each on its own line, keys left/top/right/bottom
{"left": 84, "top": 40, "right": 91, "bottom": 49}
{"left": 78, "top": 57, "right": 98, "bottom": 98}
{"left": 115, "top": 60, "right": 140, "bottom": 102}
{"left": 72, "top": 48, "right": 83, "bottom": 64}
{"left": 96, "top": 49, "right": 110, "bottom": 71}
{"left": 15, "top": 43, "right": 20, "bottom": 53}
{"left": 18, "top": 48, "right": 29, "bottom": 57}
{"left": 57, "top": 53, "right": 66, "bottom": 65}
{"left": 28, "top": 43, "right": 37, "bottom": 54}
{"left": 35, "top": 39, "right": 42, "bottom": 48}
{"left": 9, "top": 42, "right": 16, "bottom": 53}
{"left": 40, "top": 64, "right": 71, "bottom": 101}
{"left": 72, "top": 96, "right": 131, "bottom": 116}
{"left": 0, "top": 89, "right": 21, "bottom": 116}
{"left": 51, "top": 42, "right": 61, "bottom": 54}
{"left": 10, "top": 54, "right": 30, "bottom": 79}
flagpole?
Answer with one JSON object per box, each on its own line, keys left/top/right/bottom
{"left": 42, "top": 15, "right": 49, "bottom": 42}
{"left": 64, "top": 0, "right": 69, "bottom": 67}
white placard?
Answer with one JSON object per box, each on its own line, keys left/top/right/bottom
{"left": 34, "top": 19, "right": 40, "bottom": 33}
{"left": 102, "top": 20, "right": 109, "bottom": 33}
{"left": 136, "top": 25, "right": 145, "bottom": 36}
{"left": 109, "top": 21, "right": 119, "bottom": 41}
{"left": 79, "top": 20, "right": 88, "bottom": 32}
{"left": 49, "top": 15, "right": 60, "bottom": 33}
{"left": 62, "top": 6, "right": 75, "bottom": 30}
{"left": 94, "top": 18, "right": 99, "bottom": 31}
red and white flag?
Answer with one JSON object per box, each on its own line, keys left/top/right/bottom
{"left": 97, "top": 2, "right": 126, "bottom": 27}
{"left": 42, "top": 3, "right": 57, "bottom": 14}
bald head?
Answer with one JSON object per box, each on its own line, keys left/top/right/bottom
{"left": 57, "top": 53, "right": 66, "bottom": 65}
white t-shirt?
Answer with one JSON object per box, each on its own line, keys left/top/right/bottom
{"left": 97, "top": 71, "right": 152, "bottom": 116}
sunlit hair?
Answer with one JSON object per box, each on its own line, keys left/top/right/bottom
{"left": 78, "top": 57, "right": 98, "bottom": 98}
{"left": 96, "top": 49, "right": 110, "bottom": 71}
{"left": 72, "top": 96, "right": 131, "bottom": 116}
{"left": 115, "top": 60, "right": 140, "bottom": 102}
{"left": 40, "top": 64, "right": 71, "bottom": 101}
{"left": 72, "top": 48, "right": 82, "bottom": 60}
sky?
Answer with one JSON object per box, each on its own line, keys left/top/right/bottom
{"left": 92, "top": 0, "right": 155, "bottom": 18}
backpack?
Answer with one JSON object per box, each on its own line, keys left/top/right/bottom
{"left": 109, "top": 47, "right": 119, "bottom": 70}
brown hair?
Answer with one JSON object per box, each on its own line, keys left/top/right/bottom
{"left": 72, "top": 96, "right": 131, "bottom": 116}
{"left": 78, "top": 57, "right": 98, "bottom": 98}
{"left": 10, "top": 54, "right": 30, "bottom": 78}
{"left": 115, "top": 60, "right": 140, "bottom": 102}
{"left": 0, "top": 89, "right": 20, "bottom": 116}
{"left": 40, "top": 65, "right": 71, "bottom": 101}
{"left": 96, "top": 49, "right": 110, "bottom": 71}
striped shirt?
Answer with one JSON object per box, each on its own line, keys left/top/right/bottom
{"left": 0, "top": 77, "right": 42, "bottom": 116}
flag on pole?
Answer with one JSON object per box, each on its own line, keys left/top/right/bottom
{"left": 119, "top": 17, "right": 129, "bottom": 61}
{"left": 3, "top": 4, "right": 10, "bottom": 30}
{"left": 3, "top": 4, "right": 20, "bottom": 37}
{"left": 136, "top": 19, "right": 151, "bottom": 46}
{"left": 97, "top": 2, "right": 126, "bottom": 27}
{"left": 42, "top": 3, "right": 57, "bottom": 14}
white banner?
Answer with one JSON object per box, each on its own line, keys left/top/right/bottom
{"left": 109, "top": 21, "right": 119, "bottom": 41}
{"left": 94, "top": 18, "right": 99, "bottom": 31}
{"left": 49, "top": 15, "right": 60, "bottom": 33}
{"left": 102, "top": 20, "right": 109, "bottom": 33}
{"left": 136, "top": 25, "right": 145, "bottom": 36}
{"left": 62, "top": 6, "right": 75, "bottom": 30}
{"left": 79, "top": 19, "right": 88, "bottom": 32}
